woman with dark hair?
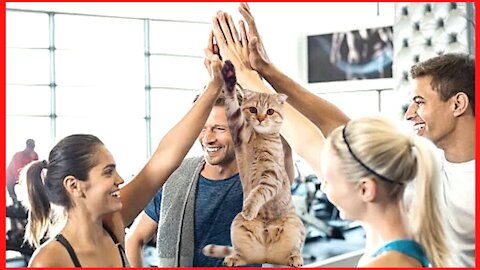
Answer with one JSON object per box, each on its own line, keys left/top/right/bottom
{"left": 22, "top": 48, "right": 224, "bottom": 267}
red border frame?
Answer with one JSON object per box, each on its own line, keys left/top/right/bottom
{"left": 1, "top": 1, "right": 479, "bottom": 270}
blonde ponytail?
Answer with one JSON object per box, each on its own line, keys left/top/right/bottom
{"left": 409, "top": 136, "right": 449, "bottom": 267}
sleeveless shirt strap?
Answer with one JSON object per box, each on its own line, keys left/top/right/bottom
{"left": 55, "top": 234, "right": 82, "bottom": 267}
{"left": 103, "top": 225, "right": 127, "bottom": 267}
{"left": 102, "top": 224, "right": 120, "bottom": 244}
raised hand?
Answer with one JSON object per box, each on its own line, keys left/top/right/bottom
{"left": 212, "top": 11, "right": 249, "bottom": 72}
{"left": 203, "top": 30, "right": 223, "bottom": 90}
{"left": 238, "top": 2, "right": 270, "bottom": 72}
{"left": 211, "top": 10, "right": 263, "bottom": 90}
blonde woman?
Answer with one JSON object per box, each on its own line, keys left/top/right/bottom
{"left": 319, "top": 117, "right": 449, "bottom": 267}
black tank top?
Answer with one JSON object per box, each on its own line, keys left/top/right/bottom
{"left": 54, "top": 226, "right": 129, "bottom": 267}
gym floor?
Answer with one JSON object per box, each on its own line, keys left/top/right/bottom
{"left": 265, "top": 223, "right": 365, "bottom": 267}
{"left": 139, "top": 222, "right": 366, "bottom": 267}
{"left": 304, "top": 225, "right": 365, "bottom": 265}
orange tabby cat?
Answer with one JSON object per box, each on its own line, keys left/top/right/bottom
{"left": 202, "top": 61, "right": 305, "bottom": 267}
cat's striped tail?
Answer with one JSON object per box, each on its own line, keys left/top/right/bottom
{"left": 202, "top": 244, "right": 234, "bottom": 258}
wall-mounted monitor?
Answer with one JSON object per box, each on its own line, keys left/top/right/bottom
{"left": 307, "top": 26, "right": 393, "bottom": 84}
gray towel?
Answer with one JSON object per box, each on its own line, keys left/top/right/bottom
{"left": 157, "top": 156, "right": 205, "bottom": 267}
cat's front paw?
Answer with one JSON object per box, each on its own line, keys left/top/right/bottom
{"left": 241, "top": 206, "right": 257, "bottom": 221}
{"left": 221, "top": 60, "right": 236, "bottom": 91}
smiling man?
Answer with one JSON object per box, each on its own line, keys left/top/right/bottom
{"left": 405, "top": 53, "right": 475, "bottom": 267}
{"left": 125, "top": 93, "right": 245, "bottom": 267}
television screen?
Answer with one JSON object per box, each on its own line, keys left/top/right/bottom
{"left": 307, "top": 26, "right": 393, "bottom": 83}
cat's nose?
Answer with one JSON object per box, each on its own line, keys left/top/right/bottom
{"left": 257, "top": 114, "right": 266, "bottom": 122}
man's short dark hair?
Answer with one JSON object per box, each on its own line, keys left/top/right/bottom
{"left": 410, "top": 53, "right": 475, "bottom": 115}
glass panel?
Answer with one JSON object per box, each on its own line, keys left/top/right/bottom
{"left": 150, "top": 21, "right": 210, "bottom": 56}
{"left": 318, "top": 91, "right": 380, "bottom": 119}
{"left": 150, "top": 55, "right": 207, "bottom": 89}
{"left": 55, "top": 15, "right": 144, "bottom": 52}
{"left": 6, "top": 86, "right": 51, "bottom": 115}
{"left": 55, "top": 50, "right": 144, "bottom": 87}
{"left": 56, "top": 86, "right": 145, "bottom": 117}
{"left": 56, "top": 116, "right": 146, "bottom": 180}
{"left": 6, "top": 11, "right": 49, "bottom": 48}
{"left": 150, "top": 88, "right": 198, "bottom": 145}
{"left": 6, "top": 48, "right": 50, "bottom": 85}
{"left": 6, "top": 116, "right": 52, "bottom": 164}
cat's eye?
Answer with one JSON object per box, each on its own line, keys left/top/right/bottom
{"left": 266, "top": 109, "right": 274, "bottom": 115}
{"left": 249, "top": 107, "right": 257, "bottom": 114}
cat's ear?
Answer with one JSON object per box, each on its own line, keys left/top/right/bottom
{"left": 243, "top": 89, "right": 256, "bottom": 100}
{"left": 277, "top": 93, "right": 288, "bottom": 104}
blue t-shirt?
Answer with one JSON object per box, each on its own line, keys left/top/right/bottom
{"left": 145, "top": 173, "right": 260, "bottom": 267}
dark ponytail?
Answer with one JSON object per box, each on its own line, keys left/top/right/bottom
{"left": 24, "top": 160, "right": 50, "bottom": 248}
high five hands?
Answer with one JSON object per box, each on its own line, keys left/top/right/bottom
{"left": 210, "top": 3, "right": 271, "bottom": 77}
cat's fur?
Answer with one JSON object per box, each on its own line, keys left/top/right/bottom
{"left": 202, "top": 61, "right": 305, "bottom": 267}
